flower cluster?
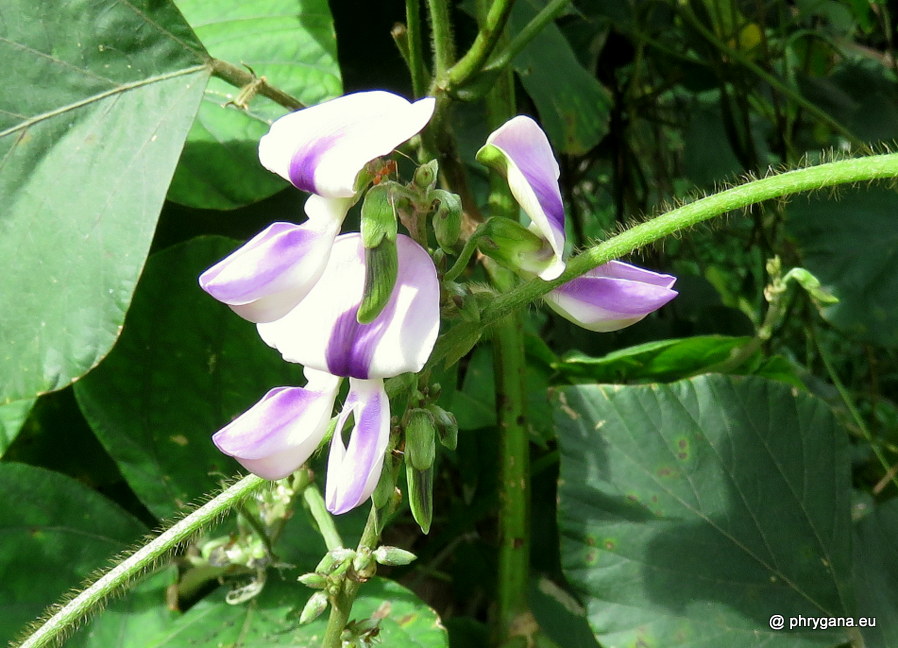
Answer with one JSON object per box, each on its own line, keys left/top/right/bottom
{"left": 201, "top": 92, "right": 438, "bottom": 514}
{"left": 200, "top": 91, "right": 677, "bottom": 515}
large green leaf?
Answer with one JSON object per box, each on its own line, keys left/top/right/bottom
{"left": 554, "top": 375, "right": 854, "bottom": 648}
{"left": 167, "top": 0, "right": 342, "bottom": 209}
{"left": 0, "top": 398, "right": 34, "bottom": 457}
{"left": 786, "top": 187, "right": 898, "bottom": 347}
{"left": 0, "top": 0, "right": 210, "bottom": 404}
{"left": 74, "top": 236, "right": 296, "bottom": 519}
{"left": 134, "top": 577, "right": 447, "bottom": 647}
{"left": 853, "top": 498, "right": 898, "bottom": 647}
{"left": 510, "top": 0, "right": 611, "bottom": 154}
{"left": 0, "top": 463, "right": 147, "bottom": 645}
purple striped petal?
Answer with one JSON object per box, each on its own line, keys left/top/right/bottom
{"left": 198, "top": 197, "right": 346, "bottom": 323}
{"left": 477, "top": 116, "right": 566, "bottom": 279}
{"left": 325, "top": 378, "right": 391, "bottom": 514}
{"left": 545, "top": 260, "right": 677, "bottom": 332}
{"left": 259, "top": 91, "right": 436, "bottom": 197}
{"left": 212, "top": 370, "right": 341, "bottom": 480}
{"left": 257, "top": 234, "right": 440, "bottom": 379}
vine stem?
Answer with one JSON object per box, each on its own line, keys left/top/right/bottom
{"left": 15, "top": 475, "right": 268, "bottom": 648}
{"left": 321, "top": 506, "right": 381, "bottom": 648}
{"left": 480, "top": 13, "right": 532, "bottom": 644}
{"left": 431, "top": 152, "right": 898, "bottom": 365}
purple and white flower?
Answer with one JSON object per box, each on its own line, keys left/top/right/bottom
{"left": 198, "top": 196, "right": 343, "bottom": 323}
{"left": 544, "top": 260, "right": 677, "bottom": 332}
{"left": 476, "top": 115, "right": 566, "bottom": 280}
{"left": 208, "top": 233, "right": 440, "bottom": 514}
{"left": 259, "top": 90, "right": 436, "bottom": 198}
{"left": 480, "top": 115, "right": 678, "bottom": 330}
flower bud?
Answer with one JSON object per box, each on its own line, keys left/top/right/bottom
{"left": 358, "top": 238, "right": 399, "bottom": 324}
{"left": 477, "top": 217, "right": 559, "bottom": 278}
{"left": 300, "top": 591, "right": 329, "bottom": 624}
{"left": 430, "top": 190, "right": 462, "bottom": 252}
{"left": 413, "top": 159, "right": 439, "bottom": 191}
{"left": 297, "top": 572, "right": 328, "bottom": 589}
{"left": 316, "top": 547, "right": 355, "bottom": 574}
{"left": 373, "top": 545, "right": 417, "bottom": 566}
{"left": 405, "top": 409, "right": 436, "bottom": 471}
{"left": 406, "top": 462, "right": 433, "bottom": 534}
{"left": 360, "top": 184, "right": 398, "bottom": 248}
{"left": 427, "top": 405, "right": 458, "bottom": 450}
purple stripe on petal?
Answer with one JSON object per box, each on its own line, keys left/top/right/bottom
{"left": 325, "top": 297, "right": 399, "bottom": 379}
{"left": 288, "top": 133, "right": 340, "bottom": 193}
{"left": 552, "top": 275, "right": 677, "bottom": 315}
{"left": 517, "top": 158, "right": 565, "bottom": 234}
{"left": 326, "top": 379, "right": 390, "bottom": 514}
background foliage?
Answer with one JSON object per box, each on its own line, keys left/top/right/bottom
{"left": 3, "top": 1, "right": 898, "bottom": 647}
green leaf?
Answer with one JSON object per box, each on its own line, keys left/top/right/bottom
{"left": 555, "top": 335, "right": 802, "bottom": 386}
{"left": 167, "top": 0, "right": 342, "bottom": 209}
{"left": 74, "top": 236, "right": 296, "bottom": 519}
{"left": 509, "top": 0, "right": 611, "bottom": 154}
{"left": 0, "top": 463, "right": 147, "bottom": 645}
{"left": 853, "top": 498, "right": 898, "bottom": 647}
{"left": 136, "top": 577, "right": 447, "bottom": 647}
{"left": 787, "top": 187, "right": 898, "bottom": 347}
{"left": 0, "top": 0, "right": 210, "bottom": 404}
{"left": 0, "top": 398, "right": 34, "bottom": 457}
{"left": 554, "top": 375, "right": 854, "bottom": 648}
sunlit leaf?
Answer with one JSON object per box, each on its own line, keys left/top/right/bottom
{"left": 0, "top": 0, "right": 210, "bottom": 404}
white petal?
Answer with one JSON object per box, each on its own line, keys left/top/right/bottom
{"left": 259, "top": 91, "right": 436, "bottom": 197}
{"left": 545, "top": 261, "right": 677, "bottom": 332}
{"left": 212, "top": 371, "right": 340, "bottom": 480}
{"left": 198, "top": 198, "right": 345, "bottom": 323}
{"left": 325, "top": 378, "right": 391, "bottom": 514}
{"left": 478, "top": 116, "right": 566, "bottom": 279}
{"left": 258, "top": 234, "right": 440, "bottom": 379}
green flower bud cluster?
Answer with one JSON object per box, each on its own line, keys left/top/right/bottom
{"left": 296, "top": 544, "right": 418, "bottom": 624}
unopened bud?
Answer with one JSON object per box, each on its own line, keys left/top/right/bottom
{"left": 428, "top": 405, "right": 458, "bottom": 450}
{"left": 405, "top": 409, "right": 436, "bottom": 471}
{"left": 352, "top": 546, "right": 374, "bottom": 574}
{"left": 316, "top": 548, "right": 354, "bottom": 574}
{"left": 413, "top": 160, "right": 439, "bottom": 191}
{"left": 361, "top": 183, "right": 398, "bottom": 248}
{"left": 297, "top": 572, "right": 328, "bottom": 589}
{"left": 374, "top": 545, "right": 417, "bottom": 566}
{"left": 372, "top": 454, "right": 399, "bottom": 509}
{"left": 406, "top": 463, "right": 433, "bottom": 534}
{"left": 358, "top": 238, "right": 398, "bottom": 323}
{"left": 299, "top": 591, "right": 329, "bottom": 624}
{"left": 477, "top": 217, "right": 556, "bottom": 277}
{"left": 430, "top": 190, "right": 462, "bottom": 252}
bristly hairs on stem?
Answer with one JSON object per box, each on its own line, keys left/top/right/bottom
{"left": 13, "top": 474, "right": 269, "bottom": 648}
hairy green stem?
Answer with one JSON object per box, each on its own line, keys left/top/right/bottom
{"left": 443, "top": 222, "right": 489, "bottom": 281}
{"left": 431, "top": 153, "right": 898, "bottom": 366}
{"left": 405, "top": 0, "right": 430, "bottom": 97}
{"left": 486, "top": 0, "right": 570, "bottom": 72}
{"left": 427, "top": 0, "right": 456, "bottom": 78}
{"left": 16, "top": 475, "right": 268, "bottom": 648}
{"left": 210, "top": 58, "right": 304, "bottom": 111}
{"left": 447, "top": 0, "right": 517, "bottom": 92}
{"left": 482, "top": 26, "right": 531, "bottom": 646}
{"left": 321, "top": 506, "right": 381, "bottom": 648}
{"left": 303, "top": 485, "right": 344, "bottom": 551}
